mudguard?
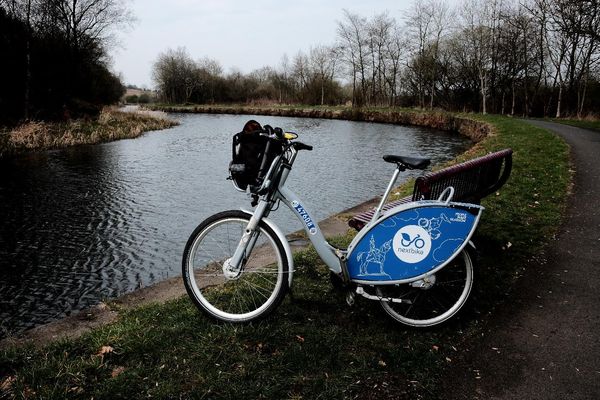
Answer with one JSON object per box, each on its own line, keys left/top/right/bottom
{"left": 347, "top": 202, "right": 483, "bottom": 284}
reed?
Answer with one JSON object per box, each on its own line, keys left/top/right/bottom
{"left": 1, "top": 108, "right": 177, "bottom": 157}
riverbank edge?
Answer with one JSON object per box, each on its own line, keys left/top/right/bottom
{"left": 0, "top": 197, "right": 377, "bottom": 347}
{"left": 0, "top": 108, "right": 178, "bottom": 158}
{"left": 151, "top": 104, "right": 492, "bottom": 142}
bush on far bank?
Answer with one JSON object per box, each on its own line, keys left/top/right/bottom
{"left": 125, "top": 95, "right": 139, "bottom": 104}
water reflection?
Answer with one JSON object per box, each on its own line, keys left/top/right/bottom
{"left": 0, "top": 114, "right": 471, "bottom": 335}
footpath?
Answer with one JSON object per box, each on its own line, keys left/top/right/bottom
{"left": 445, "top": 120, "right": 600, "bottom": 399}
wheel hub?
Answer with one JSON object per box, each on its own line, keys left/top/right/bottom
{"left": 222, "top": 258, "right": 242, "bottom": 280}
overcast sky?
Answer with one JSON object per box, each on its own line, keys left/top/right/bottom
{"left": 112, "top": 0, "right": 419, "bottom": 88}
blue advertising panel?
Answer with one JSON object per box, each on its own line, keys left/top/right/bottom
{"left": 347, "top": 205, "right": 479, "bottom": 282}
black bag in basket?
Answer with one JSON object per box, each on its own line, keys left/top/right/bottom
{"left": 229, "top": 120, "right": 283, "bottom": 192}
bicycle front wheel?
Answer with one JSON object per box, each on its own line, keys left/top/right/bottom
{"left": 377, "top": 249, "right": 474, "bottom": 327}
{"left": 182, "top": 210, "right": 289, "bottom": 322}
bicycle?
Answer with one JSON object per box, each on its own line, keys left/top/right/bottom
{"left": 182, "top": 121, "right": 483, "bottom": 327}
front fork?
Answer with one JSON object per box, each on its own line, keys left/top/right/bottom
{"left": 226, "top": 200, "right": 271, "bottom": 276}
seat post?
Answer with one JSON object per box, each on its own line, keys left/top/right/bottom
{"left": 371, "top": 165, "right": 404, "bottom": 225}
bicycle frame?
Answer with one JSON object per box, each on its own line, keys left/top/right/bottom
{"left": 229, "top": 144, "right": 482, "bottom": 287}
{"left": 184, "top": 130, "right": 492, "bottom": 326}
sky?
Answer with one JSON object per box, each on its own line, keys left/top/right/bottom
{"left": 111, "top": 0, "right": 417, "bottom": 89}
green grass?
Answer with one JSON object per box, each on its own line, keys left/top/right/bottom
{"left": 0, "top": 112, "right": 570, "bottom": 399}
{"left": 551, "top": 118, "right": 600, "bottom": 132}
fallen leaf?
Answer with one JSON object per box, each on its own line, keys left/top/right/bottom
{"left": 97, "top": 345, "right": 114, "bottom": 356}
{"left": 432, "top": 345, "right": 439, "bottom": 351}
{"left": 22, "top": 386, "right": 36, "bottom": 398}
{"left": 378, "top": 360, "right": 387, "bottom": 367}
{"left": 1, "top": 375, "right": 16, "bottom": 391}
{"left": 295, "top": 335, "right": 305, "bottom": 343}
{"left": 111, "top": 366, "right": 126, "bottom": 378}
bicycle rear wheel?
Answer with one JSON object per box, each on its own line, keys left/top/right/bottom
{"left": 377, "top": 249, "right": 473, "bottom": 327}
{"left": 182, "top": 210, "right": 289, "bottom": 322}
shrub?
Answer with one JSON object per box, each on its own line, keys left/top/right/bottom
{"left": 138, "top": 94, "right": 151, "bottom": 104}
{"left": 125, "top": 95, "right": 139, "bottom": 104}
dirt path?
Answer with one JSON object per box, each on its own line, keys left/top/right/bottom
{"left": 444, "top": 120, "right": 600, "bottom": 399}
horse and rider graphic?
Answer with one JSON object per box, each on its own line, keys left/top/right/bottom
{"left": 356, "top": 236, "right": 392, "bottom": 277}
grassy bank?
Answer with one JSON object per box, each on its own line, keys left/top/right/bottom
{"left": 0, "top": 110, "right": 570, "bottom": 399}
{"left": 551, "top": 118, "right": 600, "bottom": 132}
{"left": 0, "top": 108, "right": 177, "bottom": 157}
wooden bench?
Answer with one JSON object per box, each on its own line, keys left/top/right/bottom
{"left": 348, "top": 149, "right": 513, "bottom": 231}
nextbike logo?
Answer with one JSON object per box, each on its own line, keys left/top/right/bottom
{"left": 392, "top": 225, "right": 432, "bottom": 263}
{"left": 291, "top": 200, "right": 317, "bottom": 235}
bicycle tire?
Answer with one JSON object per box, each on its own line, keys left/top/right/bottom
{"left": 377, "top": 249, "right": 474, "bottom": 327}
{"left": 182, "top": 210, "right": 289, "bottom": 322}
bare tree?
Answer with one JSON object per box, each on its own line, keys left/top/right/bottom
{"left": 367, "top": 12, "right": 395, "bottom": 105}
{"left": 291, "top": 50, "right": 309, "bottom": 99}
{"left": 337, "top": 10, "right": 369, "bottom": 106}
{"left": 385, "top": 25, "right": 408, "bottom": 106}
{"left": 458, "top": 0, "right": 502, "bottom": 114}
{"left": 309, "top": 46, "right": 338, "bottom": 105}
{"left": 278, "top": 53, "right": 290, "bottom": 103}
{"left": 152, "top": 47, "right": 197, "bottom": 103}
{"left": 45, "top": 0, "right": 133, "bottom": 51}
{"left": 403, "top": 0, "right": 454, "bottom": 108}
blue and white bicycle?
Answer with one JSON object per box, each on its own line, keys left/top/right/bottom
{"left": 182, "top": 122, "right": 482, "bottom": 327}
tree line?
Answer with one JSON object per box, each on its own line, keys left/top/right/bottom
{"left": 0, "top": 0, "right": 131, "bottom": 125}
{"left": 152, "top": 48, "right": 345, "bottom": 106}
{"left": 153, "top": 0, "right": 599, "bottom": 117}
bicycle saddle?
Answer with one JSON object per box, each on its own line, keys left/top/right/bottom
{"left": 383, "top": 155, "right": 431, "bottom": 170}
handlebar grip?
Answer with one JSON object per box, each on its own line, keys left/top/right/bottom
{"left": 293, "top": 141, "right": 313, "bottom": 151}
{"left": 263, "top": 124, "right": 274, "bottom": 135}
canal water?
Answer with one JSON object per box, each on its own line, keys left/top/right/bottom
{"left": 0, "top": 113, "right": 471, "bottom": 335}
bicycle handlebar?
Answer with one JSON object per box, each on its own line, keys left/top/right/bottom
{"left": 261, "top": 125, "right": 284, "bottom": 140}
{"left": 258, "top": 125, "right": 312, "bottom": 151}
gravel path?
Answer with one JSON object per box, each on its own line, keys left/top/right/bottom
{"left": 444, "top": 120, "right": 600, "bottom": 399}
